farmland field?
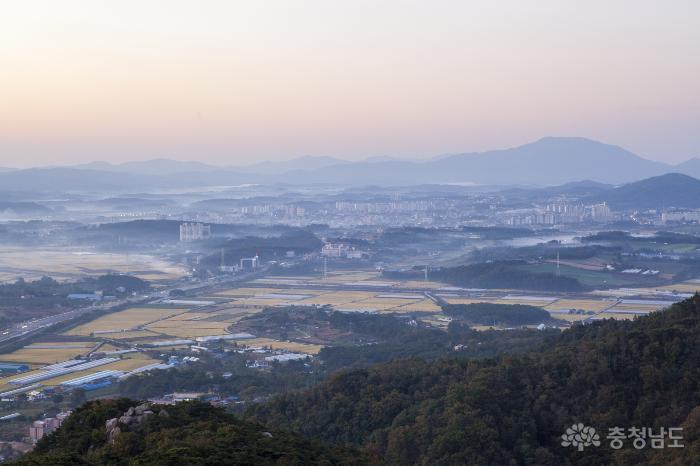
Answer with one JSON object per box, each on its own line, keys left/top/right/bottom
{"left": 0, "top": 342, "right": 96, "bottom": 364}
{"left": 65, "top": 307, "right": 188, "bottom": 336}
{"left": 0, "top": 246, "right": 186, "bottom": 283}
{"left": 91, "top": 330, "right": 164, "bottom": 340}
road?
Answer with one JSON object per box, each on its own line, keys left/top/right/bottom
{"left": 0, "top": 267, "right": 269, "bottom": 346}
{"left": 0, "top": 296, "right": 147, "bottom": 345}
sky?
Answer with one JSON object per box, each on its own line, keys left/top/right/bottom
{"left": 0, "top": 0, "right": 698, "bottom": 168}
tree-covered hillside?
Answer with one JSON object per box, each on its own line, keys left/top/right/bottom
{"left": 442, "top": 302, "right": 554, "bottom": 326}
{"left": 248, "top": 296, "right": 700, "bottom": 465}
{"left": 12, "top": 298, "right": 700, "bottom": 465}
{"left": 435, "top": 261, "right": 586, "bottom": 292}
{"left": 11, "top": 400, "right": 380, "bottom": 466}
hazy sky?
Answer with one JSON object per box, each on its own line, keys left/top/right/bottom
{"left": 1, "top": 0, "right": 698, "bottom": 167}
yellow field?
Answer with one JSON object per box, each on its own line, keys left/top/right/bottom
{"left": 240, "top": 338, "right": 323, "bottom": 355}
{"left": 390, "top": 299, "right": 441, "bottom": 312}
{"left": 93, "top": 330, "right": 163, "bottom": 339}
{"left": 105, "top": 358, "right": 162, "bottom": 371}
{"left": 146, "top": 319, "right": 230, "bottom": 331}
{"left": 0, "top": 246, "right": 186, "bottom": 282}
{"left": 188, "top": 311, "right": 259, "bottom": 325}
{"left": 367, "top": 297, "right": 422, "bottom": 305}
{"left": 217, "top": 288, "right": 324, "bottom": 307}
{"left": 65, "top": 307, "right": 188, "bottom": 336}
{"left": 547, "top": 312, "right": 590, "bottom": 322}
{"left": 207, "top": 307, "right": 261, "bottom": 319}
{"left": 236, "top": 298, "right": 291, "bottom": 306}
{"left": 24, "top": 341, "right": 95, "bottom": 348}
{"left": 351, "top": 299, "right": 406, "bottom": 310}
{"left": 146, "top": 327, "right": 231, "bottom": 338}
{"left": 159, "top": 312, "right": 211, "bottom": 321}
{"left": 644, "top": 282, "right": 700, "bottom": 294}
{"left": 296, "top": 291, "right": 377, "bottom": 306}
{"left": 145, "top": 312, "right": 231, "bottom": 330}
{"left": 0, "top": 345, "right": 93, "bottom": 364}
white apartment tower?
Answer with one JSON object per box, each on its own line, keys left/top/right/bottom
{"left": 179, "top": 223, "right": 211, "bottom": 242}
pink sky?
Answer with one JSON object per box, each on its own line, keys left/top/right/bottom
{"left": 0, "top": 0, "right": 698, "bottom": 167}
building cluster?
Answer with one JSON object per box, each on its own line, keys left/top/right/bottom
{"left": 506, "top": 202, "right": 614, "bottom": 225}
{"left": 179, "top": 222, "right": 211, "bottom": 242}
{"left": 29, "top": 411, "right": 71, "bottom": 443}
{"left": 661, "top": 210, "right": 700, "bottom": 224}
{"left": 181, "top": 198, "right": 464, "bottom": 228}
{"left": 321, "top": 243, "right": 365, "bottom": 259}
{"left": 147, "top": 392, "right": 239, "bottom": 407}
{"left": 335, "top": 200, "right": 434, "bottom": 213}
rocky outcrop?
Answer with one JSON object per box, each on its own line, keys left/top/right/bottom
{"left": 105, "top": 403, "right": 154, "bottom": 444}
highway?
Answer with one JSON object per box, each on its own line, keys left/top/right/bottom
{"left": 0, "top": 296, "right": 147, "bottom": 345}
{"left": 0, "top": 267, "right": 268, "bottom": 346}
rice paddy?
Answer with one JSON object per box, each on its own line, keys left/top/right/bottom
{"left": 65, "top": 307, "right": 188, "bottom": 336}
{"left": 0, "top": 246, "right": 186, "bottom": 282}
{"left": 0, "top": 342, "right": 96, "bottom": 364}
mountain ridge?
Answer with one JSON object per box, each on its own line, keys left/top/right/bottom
{"left": 587, "top": 172, "right": 700, "bottom": 209}
{"left": 1, "top": 137, "right": 695, "bottom": 190}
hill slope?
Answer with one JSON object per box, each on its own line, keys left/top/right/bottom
{"left": 674, "top": 158, "right": 700, "bottom": 179}
{"left": 0, "top": 138, "right": 679, "bottom": 191}
{"left": 295, "top": 137, "right": 670, "bottom": 185}
{"left": 249, "top": 296, "right": 700, "bottom": 465}
{"left": 590, "top": 173, "right": 700, "bottom": 209}
{"left": 12, "top": 400, "right": 380, "bottom": 466}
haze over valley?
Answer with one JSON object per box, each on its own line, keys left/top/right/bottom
{"left": 2, "top": 1, "right": 700, "bottom": 465}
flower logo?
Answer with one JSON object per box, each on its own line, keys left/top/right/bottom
{"left": 561, "top": 423, "right": 601, "bottom": 451}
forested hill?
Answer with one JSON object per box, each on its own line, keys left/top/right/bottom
{"left": 248, "top": 296, "right": 700, "bottom": 465}
{"left": 11, "top": 400, "right": 381, "bottom": 466}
